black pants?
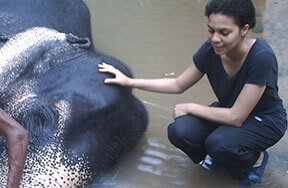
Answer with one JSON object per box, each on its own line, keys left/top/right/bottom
{"left": 167, "top": 110, "right": 287, "bottom": 179}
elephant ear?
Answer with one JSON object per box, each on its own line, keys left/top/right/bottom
{"left": 66, "top": 33, "right": 91, "bottom": 49}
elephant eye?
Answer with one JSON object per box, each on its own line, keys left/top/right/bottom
{"left": 24, "top": 106, "right": 57, "bottom": 133}
{"left": 35, "top": 112, "right": 48, "bottom": 126}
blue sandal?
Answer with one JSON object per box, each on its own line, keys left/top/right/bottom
{"left": 239, "top": 151, "right": 269, "bottom": 187}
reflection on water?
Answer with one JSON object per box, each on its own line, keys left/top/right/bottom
{"left": 84, "top": 0, "right": 288, "bottom": 187}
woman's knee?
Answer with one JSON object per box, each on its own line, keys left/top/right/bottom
{"left": 167, "top": 115, "right": 209, "bottom": 147}
{"left": 167, "top": 115, "right": 193, "bottom": 146}
{"left": 168, "top": 115, "right": 218, "bottom": 164}
{"left": 167, "top": 120, "right": 185, "bottom": 146}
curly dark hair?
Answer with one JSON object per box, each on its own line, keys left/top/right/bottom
{"left": 205, "top": 0, "right": 256, "bottom": 29}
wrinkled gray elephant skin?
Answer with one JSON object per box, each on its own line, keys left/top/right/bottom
{"left": 0, "top": 0, "right": 148, "bottom": 187}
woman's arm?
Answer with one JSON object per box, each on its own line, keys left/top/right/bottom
{"left": 173, "top": 83, "right": 266, "bottom": 127}
{"left": 98, "top": 62, "right": 204, "bottom": 94}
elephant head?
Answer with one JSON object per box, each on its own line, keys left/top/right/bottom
{"left": 0, "top": 1, "right": 148, "bottom": 187}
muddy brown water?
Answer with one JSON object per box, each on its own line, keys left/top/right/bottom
{"left": 84, "top": 0, "right": 288, "bottom": 187}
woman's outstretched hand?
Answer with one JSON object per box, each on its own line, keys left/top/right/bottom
{"left": 98, "top": 62, "right": 131, "bottom": 86}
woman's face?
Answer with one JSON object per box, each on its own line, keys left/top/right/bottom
{"left": 207, "top": 13, "right": 245, "bottom": 55}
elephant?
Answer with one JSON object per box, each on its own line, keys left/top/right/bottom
{"left": 0, "top": 0, "right": 148, "bottom": 187}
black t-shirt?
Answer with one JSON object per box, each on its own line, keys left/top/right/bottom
{"left": 193, "top": 39, "right": 285, "bottom": 116}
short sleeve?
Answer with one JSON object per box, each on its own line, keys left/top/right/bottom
{"left": 192, "top": 41, "right": 212, "bottom": 73}
{"left": 246, "top": 52, "right": 277, "bottom": 87}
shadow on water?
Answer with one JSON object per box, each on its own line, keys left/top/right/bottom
{"left": 84, "top": 0, "right": 288, "bottom": 187}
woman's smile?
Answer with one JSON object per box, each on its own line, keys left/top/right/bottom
{"left": 212, "top": 45, "right": 224, "bottom": 53}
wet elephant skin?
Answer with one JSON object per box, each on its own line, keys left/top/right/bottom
{"left": 0, "top": 0, "right": 148, "bottom": 187}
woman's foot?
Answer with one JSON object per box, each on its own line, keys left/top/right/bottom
{"left": 200, "top": 154, "right": 223, "bottom": 171}
{"left": 239, "top": 151, "right": 269, "bottom": 187}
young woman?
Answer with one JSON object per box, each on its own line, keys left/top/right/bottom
{"left": 98, "top": 0, "right": 287, "bottom": 186}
